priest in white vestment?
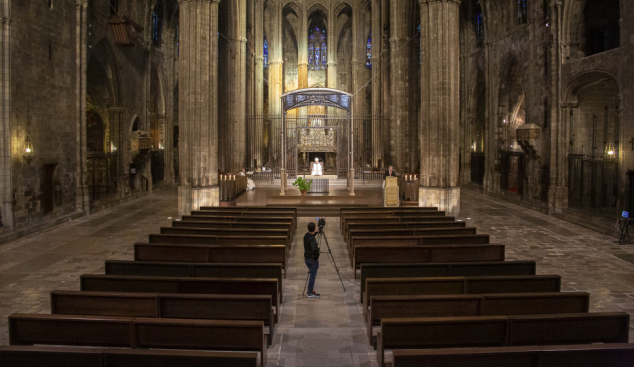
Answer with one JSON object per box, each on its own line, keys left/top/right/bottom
{"left": 311, "top": 158, "right": 323, "bottom": 176}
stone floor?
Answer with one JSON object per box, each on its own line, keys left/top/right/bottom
{"left": 1, "top": 187, "right": 634, "bottom": 366}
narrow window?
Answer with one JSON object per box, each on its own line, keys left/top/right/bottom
{"left": 263, "top": 37, "right": 269, "bottom": 67}
{"left": 366, "top": 32, "right": 372, "bottom": 68}
{"left": 518, "top": 0, "right": 527, "bottom": 25}
{"left": 474, "top": 1, "right": 484, "bottom": 46}
{"left": 152, "top": 2, "right": 163, "bottom": 47}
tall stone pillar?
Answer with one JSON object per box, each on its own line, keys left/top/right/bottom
{"left": 76, "top": 0, "right": 90, "bottom": 214}
{"left": 389, "top": 0, "right": 411, "bottom": 172}
{"left": 268, "top": 1, "right": 283, "bottom": 168}
{"left": 178, "top": 0, "right": 221, "bottom": 215}
{"left": 229, "top": 0, "right": 247, "bottom": 172}
{"left": 298, "top": 8, "right": 308, "bottom": 90}
{"left": 327, "top": 8, "right": 337, "bottom": 90}
{"left": 419, "top": 0, "right": 460, "bottom": 214}
{"left": 253, "top": 0, "right": 264, "bottom": 167}
{"left": 371, "top": 0, "right": 382, "bottom": 167}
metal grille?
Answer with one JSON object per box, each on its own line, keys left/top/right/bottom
{"left": 246, "top": 114, "right": 389, "bottom": 179}
{"left": 568, "top": 154, "right": 618, "bottom": 216}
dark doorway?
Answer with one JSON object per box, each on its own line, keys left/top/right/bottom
{"left": 500, "top": 151, "right": 525, "bottom": 196}
{"left": 151, "top": 150, "right": 165, "bottom": 183}
{"left": 41, "top": 164, "right": 57, "bottom": 214}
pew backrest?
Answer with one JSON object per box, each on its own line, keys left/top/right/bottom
{"left": 104, "top": 260, "right": 284, "bottom": 296}
{"left": 359, "top": 261, "right": 537, "bottom": 302}
{"left": 363, "top": 275, "right": 562, "bottom": 314}
{"left": 133, "top": 244, "right": 287, "bottom": 274}
{"left": 366, "top": 292, "right": 590, "bottom": 344}
{"left": 0, "top": 346, "right": 262, "bottom": 367}
{"left": 392, "top": 344, "right": 634, "bottom": 367}
{"left": 353, "top": 244, "right": 506, "bottom": 277}
{"left": 8, "top": 314, "right": 267, "bottom": 366}
{"left": 377, "top": 312, "right": 630, "bottom": 367}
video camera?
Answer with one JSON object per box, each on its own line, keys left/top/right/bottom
{"left": 316, "top": 217, "right": 326, "bottom": 229}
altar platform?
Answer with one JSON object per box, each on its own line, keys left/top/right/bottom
{"left": 236, "top": 186, "right": 384, "bottom": 216}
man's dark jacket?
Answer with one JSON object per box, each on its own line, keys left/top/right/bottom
{"left": 304, "top": 232, "right": 320, "bottom": 260}
{"left": 384, "top": 169, "right": 396, "bottom": 179}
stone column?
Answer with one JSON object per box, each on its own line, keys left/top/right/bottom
{"left": 254, "top": 0, "right": 264, "bottom": 167}
{"left": 0, "top": 4, "right": 12, "bottom": 227}
{"left": 298, "top": 8, "right": 308, "bottom": 90}
{"left": 327, "top": 6, "right": 337, "bottom": 90}
{"left": 76, "top": 0, "right": 90, "bottom": 214}
{"left": 229, "top": 0, "right": 247, "bottom": 172}
{"left": 419, "top": 0, "right": 460, "bottom": 214}
{"left": 371, "top": 0, "right": 382, "bottom": 168}
{"left": 350, "top": 6, "right": 364, "bottom": 181}
{"left": 178, "top": 0, "right": 221, "bottom": 215}
{"left": 548, "top": 1, "right": 567, "bottom": 214}
{"left": 389, "top": 0, "right": 411, "bottom": 172}
{"left": 268, "top": 1, "right": 283, "bottom": 169}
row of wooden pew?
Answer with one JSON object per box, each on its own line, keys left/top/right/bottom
{"left": 338, "top": 207, "right": 632, "bottom": 367}
{"left": 3, "top": 206, "right": 299, "bottom": 367}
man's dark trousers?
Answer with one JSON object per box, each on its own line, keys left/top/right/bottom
{"left": 305, "top": 258, "right": 319, "bottom": 293}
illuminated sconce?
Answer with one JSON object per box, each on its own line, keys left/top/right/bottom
{"left": 23, "top": 131, "right": 33, "bottom": 164}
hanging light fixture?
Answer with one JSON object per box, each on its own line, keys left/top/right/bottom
{"left": 23, "top": 130, "right": 33, "bottom": 164}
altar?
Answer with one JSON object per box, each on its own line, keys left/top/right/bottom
{"left": 299, "top": 175, "right": 337, "bottom": 193}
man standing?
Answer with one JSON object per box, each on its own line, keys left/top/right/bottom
{"left": 384, "top": 165, "right": 396, "bottom": 179}
{"left": 383, "top": 165, "right": 396, "bottom": 189}
{"left": 304, "top": 222, "right": 320, "bottom": 298}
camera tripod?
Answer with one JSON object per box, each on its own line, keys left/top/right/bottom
{"left": 303, "top": 226, "right": 346, "bottom": 295}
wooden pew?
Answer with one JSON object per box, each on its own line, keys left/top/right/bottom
{"left": 391, "top": 344, "right": 634, "bottom": 367}
{"left": 182, "top": 215, "right": 293, "bottom": 225}
{"left": 173, "top": 220, "right": 294, "bottom": 237}
{"left": 105, "top": 260, "right": 283, "bottom": 298}
{"left": 148, "top": 234, "right": 288, "bottom": 252}
{"left": 359, "top": 261, "right": 537, "bottom": 302}
{"left": 341, "top": 212, "right": 449, "bottom": 231}
{"left": 79, "top": 274, "right": 281, "bottom": 321}
{"left": 353, "top": 244, "right": 506, "bottom": 277}
{"left": 342, "top": 216, "right": 457, "bottom": 236}
{"left": 347, "top": 226, "right": 475, "bottom": 246}
{"left": 0, "top": 346, "right": 262, "bottom": 367}
{"left": 191, "top": 211, "right": 296, "bottom": 228}
{"left": 363, "top": 275, "right": 562, "bottom": 316}
{"left": 134, "top": 244, "right": 288, "bottom": 276}
{"left": 50, "top": 291, "right": 276, "bottom": 346}
{"left": 350, "top": 235, "right": 491, "bottom": 262}
{"left": 8, "top": 314, "right": 267, "bottom": 366}
{"left": 156, "top": 229, "right": 291, "bottom": 250}
{"left": 201, "top": 206, "right": 298, "bottom": 217}
{"left": 376, "top": 312, "right": 630, "bottom": 367}
{"left": 365, "top": 292, "right": 590, "bottom": 344}
{"left": 345, "top": 221, "right": 466, "bottom": 243}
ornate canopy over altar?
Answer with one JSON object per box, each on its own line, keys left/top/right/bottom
{"left": 281, "top": 88, "right": 353, "bottom": 112}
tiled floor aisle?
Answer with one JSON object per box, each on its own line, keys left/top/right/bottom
{"left": 1, "top": 187, "right": 634, "bottom": 366}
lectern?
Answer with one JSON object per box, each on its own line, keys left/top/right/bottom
{"left": 384, "top": 177, "right": 400, "bottom": 207}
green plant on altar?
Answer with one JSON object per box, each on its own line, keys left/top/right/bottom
{"left": 292, "top": 177, "right": 313, "bottom": 193}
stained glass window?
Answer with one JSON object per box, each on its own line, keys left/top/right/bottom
{"left": 518, "top": 0, "right": 527, "bottom": 24}
{"left": 308, "top": 26, "right": 327, "bottom": 70}
{"left": 263, "top": 36, "right": 269, "bottom": 68}
{"left": 308, "top": 44, "right": 314, "bottom": 66}
{"left": 176, "top": 24, "right": 179, "bottom": 56}
{"left": 366, "top": 32, "right": 372, "bottom": 68}
{"left": 474, "top": 1, "right": 484, "bottom": 46}
{"left": 417, "top": 23, "right": 421, "bottom": 65}
{"left": 152, "top": 1, "right": 163, "bottom": 47}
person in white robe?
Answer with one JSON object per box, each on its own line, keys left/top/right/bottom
{"left": 241, "top": 169, "right": 256, "bottom": 190}
{"left": 311, "top": 158, "right": 323, "bottom": 176}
